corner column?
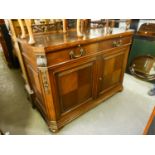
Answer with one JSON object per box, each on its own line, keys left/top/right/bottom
{"left": 36, "top": 54, "right": 59, "bottom": 132}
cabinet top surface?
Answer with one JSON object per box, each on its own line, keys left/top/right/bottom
{"left": 19, "top": 28, "right": 134, "bottom": 52}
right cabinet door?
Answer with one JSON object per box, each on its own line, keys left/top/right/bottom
{"left": 98, "top": 48, "right": 129, "bottom": 95}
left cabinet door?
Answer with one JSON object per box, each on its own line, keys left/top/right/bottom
{"left": 49, "top": 58, "right": 97, "bottom": 117}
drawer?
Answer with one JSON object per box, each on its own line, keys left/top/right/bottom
{"left": 47, "top": 42, "right": 98, "bottom": 66}
{"left": 98, "top": 36, "right": 132, "bottom": 51}
{"left": 47, "top": 36, "right": 132, "bottom": 66}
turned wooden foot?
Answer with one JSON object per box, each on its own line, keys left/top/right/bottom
{"left": 50, "top": 128, "right": 59, "bottom": 133}
{"left": 48, "top": 121, "right": 60, "bottom": 133}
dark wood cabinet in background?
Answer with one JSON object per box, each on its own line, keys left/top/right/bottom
{"left": 0, "top": 19, "right": 19, "bottom": 68}
{"left": 18, "top": 28, "right": 133, "bottom": 132}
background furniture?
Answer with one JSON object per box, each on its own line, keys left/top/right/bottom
{"left": 127, "top": 23, "right": 155, "bottom": 78}
{"left": 129, "top": 55, "right": 155, "bottom": 81}
{"left": 0, "top": 19, "right": 18, "bottom": 68}
{"left": 144, "top": 107, "right": 155, "bottom": 135}
{"left": 6, "top": 20, "right": 34, "bottom": 95}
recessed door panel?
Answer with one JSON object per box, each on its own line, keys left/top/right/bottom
{"left": 54, "top": 61, "right": 96, "bottom": 114}
{"left": 98, "top": 49, "right": 126, "bottom": 95}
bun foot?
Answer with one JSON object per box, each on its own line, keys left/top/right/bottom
{"left": 49, "top": 121, "right": 59, "bottom": 133}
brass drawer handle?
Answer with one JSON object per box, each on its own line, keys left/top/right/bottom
{"left": 69, "top": 46, "right": 85, "bottom": 59}
{"left": 99, "top": 77, "right": 102, "bottom": 81}
{"left": 112, "top": 40, "right": 122, "bottom": 47}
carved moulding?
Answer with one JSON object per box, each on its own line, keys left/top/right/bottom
{"left": 36, "top": 54, "right": 50, "bottom": 94}
{"left": 36, "top": 54, "right": 59, "bottom": 132}
{"left": 36, "top": 54, "right": 47, "bottom": 67}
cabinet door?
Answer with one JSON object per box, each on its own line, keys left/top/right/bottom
{"left": 51, "top": 58, "right": 97, "bottom": 116}
{"left": 98, "top": 48, "right": 128, "bottom": 95}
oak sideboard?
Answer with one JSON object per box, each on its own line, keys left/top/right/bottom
{"left": 18, "top": 28, "right": 134, "bottom": 132}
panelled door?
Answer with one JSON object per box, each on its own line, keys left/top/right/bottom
{"left": 51, "top": 57, "right": 97, "bottom": 116}
{"left": 97, "top": 48, "right": 129, "bottom": 95}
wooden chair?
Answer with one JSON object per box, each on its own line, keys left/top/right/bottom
{"left": 18, "top": 19, "right": 132, "bottom": 45}
{"left": 18, "top": 19, "right": 86, "bottom": 44}
{"left": 18, "top": 19, "right": 68, "bottom": 44}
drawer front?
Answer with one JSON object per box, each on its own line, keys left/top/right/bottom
{"left": 47, "top": 36, "right": 132, "bottom": 66}
{"left": 98, "top": 36, "right": 132, "bottom": 51}
{"left": 47, "top": 42, "right": 98, "bottom": 66}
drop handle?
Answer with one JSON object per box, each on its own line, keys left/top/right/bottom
{"left": 112, "top": 40, "right": 122, "bottom": 47}
{"left": 69, "top": 46, "right": 85, "bottom": 59}
{"left": 99, "top": 77, "right": 102, "bottom": 81}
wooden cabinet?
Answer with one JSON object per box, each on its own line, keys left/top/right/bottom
{"left": 18, "top": 28, "right": 134, "bottom": 132}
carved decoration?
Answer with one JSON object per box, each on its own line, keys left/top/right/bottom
{"left": 36, "top": 55, "right": 49, "bottom": 94}
{"left": 36, "top": 55, "right": 47, "bottom": 67}
{"left": 40, "top": 68, "right": 49, "bottom": 94}
{"left": 32, "top": 22, "right": 62, "bottom": 33}
{"left": 32, "top": 19, "right": 66, "bottom": 33}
